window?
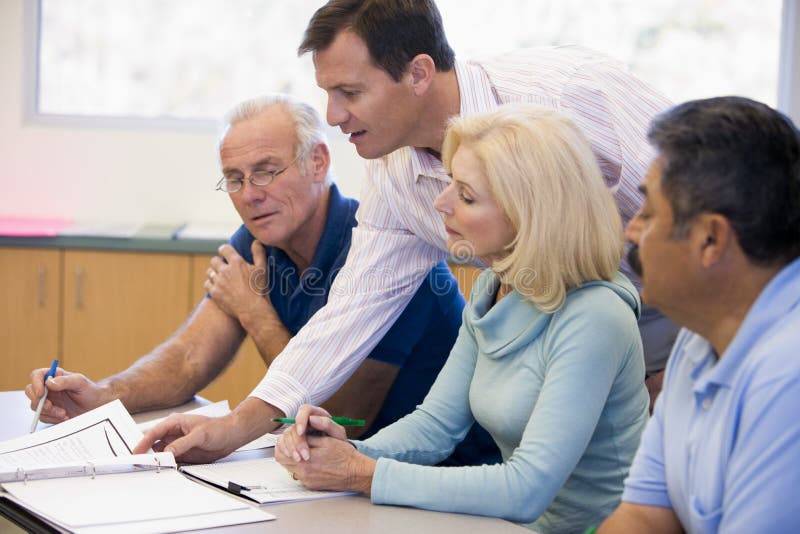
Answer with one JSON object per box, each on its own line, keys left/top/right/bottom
{"left": 33, "top": 0, "right": 784, "bottom": 125}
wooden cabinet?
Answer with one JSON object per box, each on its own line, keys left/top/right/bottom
{"left": 0, "top": 248, "right": 192, "bottom": 390}
{"left": 1, "top": 246, "right": 483, "bottom": 407}
{"left": 448, "top": 262, "right": 483, "bottom": 301}
{"left": 62, "top": 250, "right": 192, "bottom": 381}
{"left": 0, "top": 248, "right": 61, "bottom": 390}
{"left": 191, "top": 254, "right": 268, "bottom": 407}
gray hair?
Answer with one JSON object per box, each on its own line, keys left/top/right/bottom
{"left": 218, "top": 94, "right": 333, "bottom": 183}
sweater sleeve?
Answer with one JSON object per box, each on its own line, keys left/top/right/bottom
{"left": 362, "top": 287, "right": 642, "bottom": 524}
{"left": 353, "top": 304, "right": 480, "bottom": 465}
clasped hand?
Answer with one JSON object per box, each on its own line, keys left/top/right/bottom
{"left": 275, "top": 404, "right": 376, "bottom": 494}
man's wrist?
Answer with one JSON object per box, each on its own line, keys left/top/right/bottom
{"left": 230, "top": 397, "right": 282, "bottom": 441}
{"left": 238, "top": 300, "right": 279, "bottom": 335}
{"left": 97, "top": 378, "right": 124, "bottom": 407}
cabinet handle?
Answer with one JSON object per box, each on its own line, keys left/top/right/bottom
{"left": 75, "top": 267, "right": 84, "bottom": 308}
{"left": 38, "top": 266, "right": 46, "bottom": 307}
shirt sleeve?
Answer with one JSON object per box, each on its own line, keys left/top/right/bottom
{"left": 559, "top": 59, "right": 670, "bottom": 228}
{"left": 361, "top": 286, "right": 644, "bottom": 524}
{"left": 621, "top": 381, "right": 672, "bottom": 508}
{"left": 248, "top": 165, "right": 447, "bottom": 418}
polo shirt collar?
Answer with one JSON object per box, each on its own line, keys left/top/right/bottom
{"left": 696, "top": 257, "right": 800, "bottom": 390}
{"left": 410, "top": 58, "right": 497, "bottom": 184}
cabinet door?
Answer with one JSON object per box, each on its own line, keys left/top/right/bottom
{"left": 0, "top": 248, "right": 61, "bottom": 390}
{"left": 62, "top": 250, "right": 191, "bottom": 381}
{"left": 190, "top": 254, "right": 267, "bottom": 406}
{"left": 448, "top": 262, "right": 483, "bottom": 301}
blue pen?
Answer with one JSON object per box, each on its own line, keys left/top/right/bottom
{"left": 30, "top": 359, "right": 59, "bottom": 433}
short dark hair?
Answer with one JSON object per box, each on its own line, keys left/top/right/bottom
{"left": 298, "top": 0, "right": 455, "bottom": 82}
{"left": 649, "top": 96, "right": 800, "bottom": 266}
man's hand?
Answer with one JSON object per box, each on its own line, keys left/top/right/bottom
{"left": 206, "top": 241, "right": 274, "bottom": 324}
{"left": 134, "top": 397, "right": 281, "bottom": 463}
{"left": 24, "top": 367, "right": 111, "bottom": 423}
{"left": 133, "top": 413, "right": 243, "bottom": 463}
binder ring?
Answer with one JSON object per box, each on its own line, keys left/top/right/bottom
{"left": 154, "top": 455, "right": 161, "bottom": 474}
{"left": 16, "top": 467, "right": 27, "bottom": 484}
{"left": 87, "top": 461, "right": 96, "bottom": 479}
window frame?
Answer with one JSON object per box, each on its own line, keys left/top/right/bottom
{"left": 23, "top": 0, "right": 800, "bottom": 131}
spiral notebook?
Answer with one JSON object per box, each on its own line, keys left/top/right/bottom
{"left": 0, "top": 400, "right": 274, "bottom": 533}
{"left": 181, "top": 457, "right": 356, "bottom": 504}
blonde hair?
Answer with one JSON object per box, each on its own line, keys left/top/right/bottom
{"left": 442, "top": 104, "right": 624, "bottom": 312}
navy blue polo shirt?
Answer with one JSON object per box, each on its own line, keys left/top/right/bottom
{"left": 228, "top": 183, "right": 500, "bottom": 467}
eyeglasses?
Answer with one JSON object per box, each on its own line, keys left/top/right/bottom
{"left": 215, "top": 154, "right": 301, "bottom": 193}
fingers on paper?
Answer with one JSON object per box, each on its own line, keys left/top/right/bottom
{"left": 134, "top": 415, "right": 192, "bottom": 455}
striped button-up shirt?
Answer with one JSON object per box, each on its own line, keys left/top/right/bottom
{"left": 250, "top": 45, "right": 672, "bottom": 417}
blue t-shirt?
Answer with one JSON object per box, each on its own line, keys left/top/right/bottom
{"left": 228, "top": 183, "right": 500, "bottom": 467}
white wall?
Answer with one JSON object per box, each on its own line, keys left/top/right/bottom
{"left": 779, "top": 0, "right": 800, "bottom": 124}
{"left": 0, "top": 0, "right": 367, "bottom": 227}
{"left": 2, "top": 0, "right": 797, "bottom": 228}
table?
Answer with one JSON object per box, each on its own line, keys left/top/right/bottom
{"left": 0, "top": 391, "right": 529, "bottom": 533}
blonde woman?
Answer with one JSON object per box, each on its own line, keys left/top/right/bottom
{"left": 276, "top": 104, "right": 649, "bottom": 533}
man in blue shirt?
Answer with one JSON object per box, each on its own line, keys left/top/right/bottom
{"left": 26, "top": 94, "right": 499, "bottom": 466}
{"left": 597, "top": 97, "right": 800, "bottom": 532}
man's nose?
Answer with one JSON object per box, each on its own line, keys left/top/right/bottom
{"left": 240, "top": 179, "right": 268, "bottom": 202}
{"left": 326, "top": 96, "right": 349, "bottom": 127}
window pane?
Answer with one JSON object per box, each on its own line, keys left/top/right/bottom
{"left": 38, "top": 0, "right": 325, "bottom": 119}
{"left": 38, "top": 0, "right": 782, "bottom": 120}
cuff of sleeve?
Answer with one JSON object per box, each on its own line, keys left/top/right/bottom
{"left": 248, "top": 369, "right": 309, "bottom": 418}
{"left": 369, "top": 457, "right": 393, "bottom": 505}
{"left": 622, "top": 484, "right": 673, "bottom": 509}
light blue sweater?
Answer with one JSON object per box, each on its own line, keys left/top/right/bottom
{"left": 354, "top": 270, "right": 649, "bottom": 533}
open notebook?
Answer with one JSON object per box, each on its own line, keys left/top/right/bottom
{"left": 0, "top": 400, "right": 274, "bottom": 533}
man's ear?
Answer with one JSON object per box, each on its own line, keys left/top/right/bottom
{"left": 693, "top": 213, "right": 734, "bottom": 268}
{"left": 407, "top": 54, "right": 436, "bottom": 96}
{"left": 306, "top": 143, "right": 331, "bottom": 184}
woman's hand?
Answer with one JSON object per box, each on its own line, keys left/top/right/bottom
{"left": 276, "top": 404, "right": 347, "bottom": 462}
{"left": 276, "top": 432, "right": 376, "bottom": 494}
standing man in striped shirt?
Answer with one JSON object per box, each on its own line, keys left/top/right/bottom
{"left": 137, "top": 0, "right": 677, "bottom": 461}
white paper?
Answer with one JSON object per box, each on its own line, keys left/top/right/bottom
{"left": 136, "top": 400, "right": 231, "bottom": 432}
{"left": 0, "top": 399, "right": 143, "bottom": 469}
{"left": 59, "top": 221, "right": 142, "bottom": 238}
{"left": 181, "top": 457, "right": 355, "bottom": 504}
{"left": 4, "top": 469, "right": 274, "bottom": 532}
{"left": 0, "top": 400, "right": 275, "bottom": 532}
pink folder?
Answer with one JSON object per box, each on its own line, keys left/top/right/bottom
{"left": 0, "top": 216, "right": 73, "bottom": 237}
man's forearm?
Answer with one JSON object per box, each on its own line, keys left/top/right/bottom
{"left": 99, "top": 339, "right": 208, "bottom": 413}
{"left": 597, "top": 503, "right": 683, "bottom": 534}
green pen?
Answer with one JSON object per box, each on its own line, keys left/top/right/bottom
{"left": 272, "top": 417, "right": 366, "bottom": 426}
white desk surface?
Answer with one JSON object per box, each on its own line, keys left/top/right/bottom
{"left": 0, "top": 391, "right": 529, "bottom": 533}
